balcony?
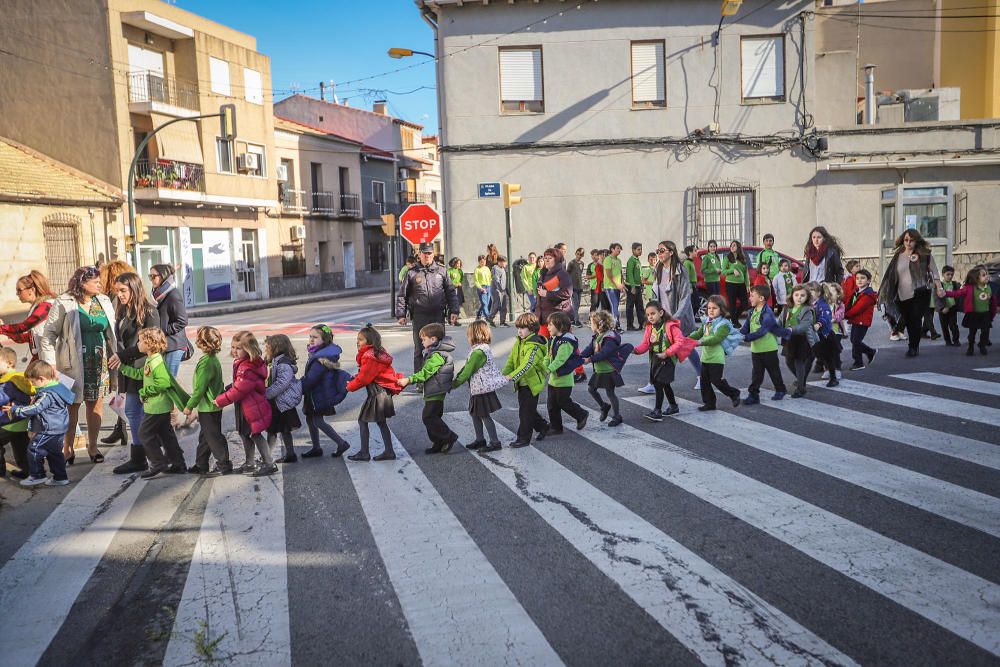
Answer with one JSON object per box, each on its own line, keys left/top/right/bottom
{"left": 280, "top": 188, "right": 362, "bottom": 219}
{"left": 399, "top": 191, "right": 432, "bottom": 205}
{"left": 280, "top": 187, "right": 308, "bottom": 214}
{"left": 364, "top": 200, "right": 400, "bottom": 220}
{"left": 340, "top": 193, "right": 361, "bottom": 219}
{"left": 133, "top": 159, "right": 204, "bottom": 194}
{"left": 128, "top": 71, "right": 199, "bottom": 116}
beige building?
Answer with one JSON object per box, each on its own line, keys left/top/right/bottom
{"left": 1, "top": 0, "right": 278, "bottom": 306}
{"left": 0, "top": 138, "right": 122, "bottom": 317}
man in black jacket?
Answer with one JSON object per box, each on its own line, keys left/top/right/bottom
{"left": 396, "top": 243, "right": 460, "bottom": 372}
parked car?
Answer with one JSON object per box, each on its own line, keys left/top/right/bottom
{"left": 691, "top": 247, "right": 805, "bottom": 320}
{"left": 985, "top": 256, "right": 1000, "bottom": 285}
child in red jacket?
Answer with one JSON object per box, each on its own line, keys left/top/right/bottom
{"left": 216, "top": 331, "right": 275, "bottom": 476}
{"left": 843, "top": 269, "right": 878, "bottom": 370}
{"left": 943, "top": 265, "right": 997, "bottom": 356}
{"left": 347, "top": 325, "right": 401, "bottom": 461}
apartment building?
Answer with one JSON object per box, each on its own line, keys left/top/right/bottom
{"left": 419, "top": 0, "right": 1000, "bottom": 278}
{"left": 1, "top": 0, "right": 277, "bottom": 306}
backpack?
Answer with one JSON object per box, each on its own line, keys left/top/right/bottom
{"left": 710, "top": 318, "right": 744, "bottom": 357}
{"left": 512, "top": 258, "right": 529, "bottom": 294}
{"left": 599, "top": 331, "right": 634, "bottom": 372}
{"left": 550, "top": 334, "right": 584, "bottom": 377}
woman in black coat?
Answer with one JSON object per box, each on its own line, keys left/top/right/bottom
{"left": 107, "top": 272, "right": 159, "bottom": 473}
{"left": 804, "top": 226, "right": 845, "bottom": 284}
{"left": 149, "top": 263, "right": 189, "bottom": 377}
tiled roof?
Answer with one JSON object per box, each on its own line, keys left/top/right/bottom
{"left": 273, "top": 116, "right": 363, "bottom": 146}
{"left": 0, "top": 137, "right": 121, "bottom": 205}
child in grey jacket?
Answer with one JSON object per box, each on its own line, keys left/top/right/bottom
{"left": 779, "top": 285, "right": 817, "bottom": 398}
{"left": 264, "top": 335, "right": 303, "bottom": 463}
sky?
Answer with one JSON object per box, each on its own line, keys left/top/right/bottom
{"left": 175, "top": 0, "right": 439, "bottom": 130}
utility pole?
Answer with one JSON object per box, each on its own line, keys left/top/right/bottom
{"left": 502, "top": 182, "right": 522, "bottom": 312}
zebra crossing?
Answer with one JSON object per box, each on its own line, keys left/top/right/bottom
{"left": 0, "top": 368, "right": 997, "bottom": 665}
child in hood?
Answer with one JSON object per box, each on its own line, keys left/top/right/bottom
{"left": 347, "top": 325, "right": 401, "bottom": 461}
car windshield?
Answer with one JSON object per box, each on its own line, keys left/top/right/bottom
{"left": 744, "top": 249, "right": 760, "bottom": 267}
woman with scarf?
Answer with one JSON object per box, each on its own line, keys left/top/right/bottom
{"left": 653, "top": 240, "right": 702, "bottom": 384}
{"left": 97, "top": 260, "right": 136, "bottom": 446}
{"left": 0, "top": 270, "right": 57, "bottom": 360}
{"left": 40, "top": 265, "right": 118, "bottom": 464}
{"left": 878, "top": 229, "right": 945, "bottom": 357}
{"left": 148, "top": 264, "right": 190, "bottom": 376}
{"left": 534, "top": 248, "right": 574, "bottom": 338}
{"left": 804, "top": 227, "right": 845, "bottom": 284}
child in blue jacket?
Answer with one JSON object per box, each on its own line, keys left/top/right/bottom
{"left": 300, "top": 325, "right": 350, "bottom": 458}
{"left": 4, "top": 360, "right": 73, "bottom": 487}
{"left": 739, "top": 285, "right": 789, "bottom": 404}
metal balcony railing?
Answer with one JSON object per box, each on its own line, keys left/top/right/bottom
{"left": 311, "top": 191, "right": 336, "bottom": 215}
{"left": 399, "top": 191, "right": 431, "bottom": 205}
{"left": 280, "top": 187, "right": 307, "bottom": 213}
{"left": 339, "top": 193, "right": 361, "bottom": 218}
{"left": 133, "top": 159, "right": 204, "bottom": 191}
{"left": 128, "top": 71, "right": 199, "bottom": 110}
{"left": 364, "top": 200, "right": 401, "bottom": 220}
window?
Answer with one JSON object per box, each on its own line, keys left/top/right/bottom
{"left": 372, "top": 180, "right": 386, "bottom": 202}
{"left": 210, "top": 57, "right": 231, "bottom": 96}
{"left": 246, "top": 143, "right": 266, "bottom": 177}
{"left": 281, "top": 244, "right": 306, "bottom": 277}
{"left": 631, "top": 41, "right": 666, "bottom": 108}
{"left": 368, "top": 242, "right": 387, "bottom": 272}
{"left": 243, "top": 67, "right": 263, "bottom": 105}
{"left": 216, "top": 137, "right": 234, "bottom": 173}
{"left": 499, "top": 47, "right": 543, "bottom": 113}
{"left": 741, "top": 36, "right": 785, "bottom": 102}
{"left": 696, "top": 188, "right": 755, "bottom": 246}
{"left": 42, "top": 214, "right": 81, "bottom": 291}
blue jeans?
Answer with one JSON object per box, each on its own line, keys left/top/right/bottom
{"left": 307, "top": 413, "right": 347, "bottom": 451}
{"left": 527, "top": 294, "right": 537, "bottom": 313}
{"left": 605, "top": 288, "right": 621, "bottom": 326}
{"left": 477, "top": 289, "right": 491, "bottom": 318}
{"left": 29, "top": 433, "right": 67, "bottom": 481}
{"left": 124, "top": 392, "right": 144, "bottom": 448}
{"left": 688, "top": 347, "right": 702, "bottom": 375}
{"left": 163, "top": 349, "right": 184, "bottom": 377}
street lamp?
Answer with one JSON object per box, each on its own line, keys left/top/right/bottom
{"left": 387, "top": 47, "right": 435, "bottom": 59}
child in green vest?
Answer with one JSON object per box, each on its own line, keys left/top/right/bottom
{"left": 502, "top": 313, "right": 550, "bottom": 447}
{"left": 545, "top": 312, "right": 589, "bottom": 434}
{"left": 581, "top": 310, "right": 625, "bottom": 427}
{"left": 118, "top": 328, "right": 191, "bottom": 479}
{"left": 742, "top": 285, "right": 789, "bottom": 404}
{"left": 780, "top": 285, "right": 817, "bottom": 398}
{"left": 184, "top": 326, "right": 231, "bottom": 475}
{"left": 398, "top": 322, "right": 459, "bottom": 454}
{"left": 937, "top": 265, "right": 961, "bottom": 346}
{"left": 689, "top": 296, "right": 743, "bottom": 411}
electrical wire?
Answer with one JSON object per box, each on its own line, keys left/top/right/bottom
{"left": 816, "top": 12, "right": 1000, "bottom": 33}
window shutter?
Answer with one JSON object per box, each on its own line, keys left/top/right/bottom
{"left": 244, "top": 67, "right": 263, "bottom": 105}
{"left": 741, "top": 36, "right": 784, "bottom": 99}
{"left": 631, "top": 42, "right": 665, "bottom": 103}
{"left": 210, "top": 57, "right": 231, "bottom": 96}
{"left": 500, "top": 49, "right": 542, "bottom": 102}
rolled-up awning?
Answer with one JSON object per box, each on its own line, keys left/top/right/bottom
{"left": 151, "top": 113, "right": 203, "bottom": 164}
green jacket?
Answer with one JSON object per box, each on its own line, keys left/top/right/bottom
{"left": 185, "top": 353, "right": 223, "bottom": 412}
{"left": 701, "top": 252, "right": 722, "bottom": 283}
{"left": 447, "top": 267, "right": 463, "bottom": 288}
{"left": 586, "top": 262, "right": 597, "bottom": 291}
{"left": 407, "top": 350, "right": 447, "bottom": 402}
{"left": 625, "top": 255, "right": 643, "bottom": 287}
{"left": 603, "top": 255, "right": 623, "bottom": 290}
{"left": 689, "top": 320, "right": 732, "bottom": 365}
{"left": 502, "top": 334, "right": 547, "bottom": 396}
{"left": 757, "top": 248, "right": 780, "bottom": 272}
{"left": 119, "top": 353, "right": 190, "bottom": 415}
{"left": 682, "top": 258, "right": 697, "bottom": 285}
{"left": 523, "top": 264, "right": 538, "bottom": 293}
{"left": 722, "top": 257, "right": 750, "bottom": 288}
{"left": 641, "top": 265, "right": 656, "bottom": 301}
{"left": 474, "top": 265, "right": 492, "bottom": 289}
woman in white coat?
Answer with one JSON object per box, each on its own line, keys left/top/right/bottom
{"left": 40, "top": 266, "right": 118, "bottom": 464}
{"left": 654, "top": 240, "right": 702, "bottom": 387}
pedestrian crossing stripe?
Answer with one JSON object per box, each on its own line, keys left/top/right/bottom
{"left": 629, "top": 396, "right": 1000, "bottom": 539}
{"left": 974, "top": 367, "right": 1000, "bottom": 374}
{"left": 596, "top": 399, "right": 1000, "bottom": 657}
{"left": 892, "top": 371, "right": 1000, "bottom": 397}
{"left": 448, "top": 413, "right": 857, "bottom": 667}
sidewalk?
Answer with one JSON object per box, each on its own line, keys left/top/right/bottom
{"left": 188, "top": 287, "right": 384, "bottom": 318}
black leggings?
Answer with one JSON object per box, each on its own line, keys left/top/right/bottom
{"left": 653, "top": 381, "right": 676, "bottom": 410}
{"left": 241, "top": 432, "right": 273, "bottom": 466}
{"left": 898, "top": 291, "right": 929, "bottom": 351}
{"left": 471, "top": 414, "right": 499, "bottom": 444}
{"left": 967, "top": 327, "right": 992, "bottom": 348}
{"left": 358, "top": 420, "right": 393, "bottom": 457}
{"left": 588, "top": 386, "right": 620, "bottom": 417}
{"left": 726, "top": 284, "right": 748, "bottom": 326}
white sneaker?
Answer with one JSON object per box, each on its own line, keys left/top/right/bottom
{"left": 694, "top": 378, "right": 701, "bottom": 390}
{"left": 821, "top": 371, "right": 830, "bottom": 380}
{"left": 20, "top": 476, "right": 47, "bottom": 487}
{"left": 888, "top": 333, "right": 901, "bottom": 341}
{"left": 45, "top": 478, "right": 70, "bottom": 486}
{"left": 638, "top": 383, "right": 656, "bottom": 394}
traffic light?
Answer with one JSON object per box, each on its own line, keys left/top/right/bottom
{"left": 220, "top": 104, "right": 236, "bottom": 141}
{"left": 381, "top": 213, "right": 396, "bottom": 236}
{"left": 135, "top": 214, "right": 149, "bottom": 243}
{"left": 720, "top": 0, "right": 743, "bottom": 16}
{"left": 502, "top": 182, "right": 522, "bottom": 208}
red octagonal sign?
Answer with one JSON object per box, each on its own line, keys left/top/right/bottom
{"left": 399, "top": 203, "right": 441, "bottom": 246}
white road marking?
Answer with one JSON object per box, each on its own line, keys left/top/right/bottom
{"left": 892, "top": 371, "right": 1000, "bottom": 397}
{"left": 450, "top": 413, "right": 857, "bottom": 667}
{"left": 339, "top": 422, "right": 562, "bottom": 667}
{"left": 762, "top": 397, "right": 1000, "bottom": 471}
{"left": 974, "top": 367, "right": 1000, "bottom": 374}
{"left": 629, "top": 395, "right": 1000, "bottom": 538}
{"left": 572, "top": 404, "right": 1000, "bottom": 657}
{"left": 163, "top": 468, "right": 291, "bottom": 667}
{"left": 810, "top": 378, "right": 1000, "bottom": 428}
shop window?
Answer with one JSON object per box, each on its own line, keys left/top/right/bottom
{"left": 281, "top": 244, "right": 306, "bottom": 277}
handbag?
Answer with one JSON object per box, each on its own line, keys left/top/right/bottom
{"left": 108, "top": 393, "right": 127, "bottom": 421}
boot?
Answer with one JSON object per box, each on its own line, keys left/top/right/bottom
{"left": 101, "top": 418, "right": 127, "bottom": 445}
{"left": 113, "top": 445, "right": 148, "bottom": 474}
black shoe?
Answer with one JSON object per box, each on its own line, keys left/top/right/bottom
{"left": 10, "top": 469, "right": 28, "bottom": 480}
{"left": 535, "top": 424, "right": 550, "bottom": 441}
{"left": 930, "top": 332, "right": 941, "bottom": 340}
{"left": 966, "top": 347, "right": 975, "bottom": 356}
{"left": 826, "top": 379, "right": 840, "bottom": 387}
{"left": 599, "top": 405, "right": 611, "bottom": 422}
{"left": 140, "top": 466, "right": 167, "bottom": 479}
{"left": 65, "top": 455, "right": 75, "bottom": 466}
{"left": 730, "top": 393, "right": 741, "bottom": 408}
{"left": 867, "top": 349, "right": 877, "bottom": 365}
{"left": 466, "top": 440, "right": 486, "bottom": 450}
{"left": 253, "top": 463, "right": 278, "bottom": 477}
{"left": 100, "top": 418, "right": 127, "bottom": 445}
{"left": 187, "top": 464, "right": 207, "bottom": 474}
{"left": 981, "top": 345, "right": 989, "bottom": 356}
{"left": 348, "top": 452, "right": 371, "bottom": 462}
{"left": 576, "top": 413, "right": 589, "bottom": 431}
{"left": 791, "top": 389, "right": 807, "bottom": 398}
{"left": 698, "top": 405, "right": 716, "bottom": 412}
{"left": 113, "top": 446, "right": 148, "bottom": 475}
{"left": 574, "top": 373, "right": 587, "bottom": 384}
{"left": 441, "top": 434, "right": 459, "bottom": 454}
{"left": 90, "top": 452, "right": 105, "bottom": 464}
{"left": 302, "top": 448, "right": 323, "bottom": 458}
{"left": 332, "top": 441, "right": 350, "bottom": 458}
{"left": 425, "top": 442, "right": 445, "bottom": 454}
{"left": 166, "top": 464, "right": 187, "bottom": 474}
{"left": 906, "top": 348, "right": 919, "bottom": 357}
{"left": 509, "top": 440, "right": 531, "bottom": 448}
{"left": 643, "top": 409, "right": 664, "bottom": 422}
{"left": 664, "top": 405, "right": 680, "bottom": 416}
{"left": 480, "top": 442, "right": 503, "bottom": 453}
{"left": 547, "top": 428, "right": 565, "bottom": 436}
{"left": 626, "top": 326, "right": 640, "bottom": 332}
{"left": 608, "top": 415, "right": 623, "bottom": 427}
{"left": 275, "top": 453, "right": 298, "bottom": 464}
{"left": 211, "top": 462, "right": 234, "bottom": 476}
{"left": 373, "top": 451, "right": 396, "bottom": 461}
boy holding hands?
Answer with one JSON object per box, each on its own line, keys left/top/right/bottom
{"left": 844, "top": 269, "right": 878, "bottom": 369}
{"left": 4, "top": 360, "right": 73, "bottom": 486}
{"left": 398, "top": 323, "right": 459, "bottom": 454}
{"left": 740, "top": 285, "right": 788, "bottom": 405}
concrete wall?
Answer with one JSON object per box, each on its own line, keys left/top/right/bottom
{"left": 939, "top": 0, "right": 1000, "bottom": 120}
{"left": 275, "top": 96, "right": 404, "bottom": 154}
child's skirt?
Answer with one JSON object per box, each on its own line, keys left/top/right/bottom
{"left": 649, "top": 358, "right": 675, "bottom": 385}
{"left": 469, "top": 391, "right": 501, "bottom": 418}
{"left": 589, "top": 371, "right": 624, "bottom": 391}
{"left": 963, "top": 311, "right": 992, "bottom": 330}
{"left": 267, "top": 400, "right": 302, "bottom": 435}
{"left": 783, "top": 335, "right": 813, "bottom": 361}
{"left": 359, "top": 384, "right": 395, "bottom": 423}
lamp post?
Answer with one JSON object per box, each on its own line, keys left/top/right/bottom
{"left": 387, "top": 48, "right": 435, "bottom": 60}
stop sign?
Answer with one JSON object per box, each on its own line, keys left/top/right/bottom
{"left": 399, "top": 203, "right": 441, "bottom": 246}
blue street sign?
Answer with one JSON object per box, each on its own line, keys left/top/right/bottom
{"left": 479, "top": 182, "right": 501, "bottom": 198}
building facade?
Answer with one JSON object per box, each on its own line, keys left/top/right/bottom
{"left": 1, "top": 0, "right": 278, "bottom": 306}
{"left": 419, "top": 0, "right": 999, "bottom": 279}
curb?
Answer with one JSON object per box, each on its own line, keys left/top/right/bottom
{"left": 188, "top": 287, "right": 385, "bottom": 318}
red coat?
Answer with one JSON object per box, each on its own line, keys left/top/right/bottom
{"left": 751, "top": 274, "right": 774, "bottom": 307}
{"left": 346, "top": 345, "right": 402, "bottom": 394}
{"left": 216, "top": 356, "right": 272, "bottom": 435}
{"left": 842, "top": 275, "right": 857, "bottom": 304}
{"left": 843, "top": 286, "right": 877, "bottom": 326}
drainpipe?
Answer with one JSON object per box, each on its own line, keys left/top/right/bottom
{"left": 421, "top": 5, "right": 449, "bottom": 260}
{"left": 863, "top": 64, "right": 877, "bottom": 125}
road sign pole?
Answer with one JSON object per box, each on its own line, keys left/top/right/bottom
{"left": 389, "top": 230, "right": 396, "bottom": 316}
{"left": 505, "top": 206, "right": 514, "bottom": 316}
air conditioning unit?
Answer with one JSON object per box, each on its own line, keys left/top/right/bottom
{"left": 397, "top": 181, "right": 408, "bottom": 193}
{"left": 399, "top": 168, "right": 411, "bottom": 179}
{"left": 276, "top": 164, "right": 288, "bottom": 182}
{"left": 290, "top": 224, "right": 305, "bottom": 241}
{"left": 237, "top": 152, "right": 259, "bottom": 172}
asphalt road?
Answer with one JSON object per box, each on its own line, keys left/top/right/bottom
{"left": 1, "top": 290, "right": 998, "bottom": 666}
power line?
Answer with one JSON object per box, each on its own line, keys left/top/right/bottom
{"left": 817, "top": 13, "right": 1000, "bottom": 33}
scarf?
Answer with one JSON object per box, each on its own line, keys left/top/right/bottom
{"left": 307, "top": 343, "right": 322, "bottom": 354}
{"left": 806, "top": 243, "right": 827, "bottom": 266}
{"left": 152, "top": 277, "right": 176, "bottom": 303}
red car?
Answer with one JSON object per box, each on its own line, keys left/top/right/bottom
{"left": 691, "top": 247, "right": 804, "bottom": 318}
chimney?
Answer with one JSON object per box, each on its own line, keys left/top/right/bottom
{"left": 373, "top": 100, "right": 388, "bottom": 115}
{"left": 863, "top": 64, "right": 877, "bottom": 125}
{"left": 319, "top": 81, "right": 325, "bottom": 101}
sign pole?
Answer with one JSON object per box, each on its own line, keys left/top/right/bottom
{"left": 505, "top": 206, "right": 514, "bottom": 316}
